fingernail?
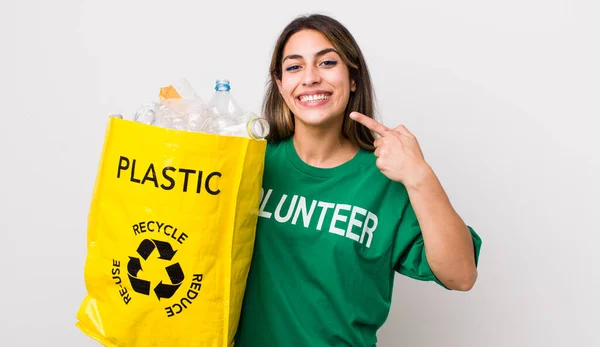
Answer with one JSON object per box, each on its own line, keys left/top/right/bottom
{"left": 349, "top": 112, "right": 357, "bottom": 119}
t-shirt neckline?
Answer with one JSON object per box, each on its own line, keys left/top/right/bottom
{"left": 283, "top": 137, "right": 368, "bottom": 178}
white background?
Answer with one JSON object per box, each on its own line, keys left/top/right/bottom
{"left": 1, "top": 0, "right": 599, "bottom": 346}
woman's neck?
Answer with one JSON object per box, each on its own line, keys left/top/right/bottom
{"left": 292, "top": 123, "right": 358, "bottom": 168}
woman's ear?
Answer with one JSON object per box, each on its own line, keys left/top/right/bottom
{"left": 274, "top": 73, "right": 283, "bottom": 94}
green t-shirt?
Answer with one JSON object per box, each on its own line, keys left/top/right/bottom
{"left": 235, "top": 138, "right": 482, "bottom": 347}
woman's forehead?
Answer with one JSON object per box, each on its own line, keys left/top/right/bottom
{"left": 283, "top": 29, "right": 335, "bottom": 57}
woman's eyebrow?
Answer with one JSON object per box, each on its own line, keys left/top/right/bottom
{"left": 282, "top": 48, "right": 339, "bottom": 63}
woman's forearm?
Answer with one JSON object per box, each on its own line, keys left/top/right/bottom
{"left": 406, "top": 165, "right": 478, "bottom": 291}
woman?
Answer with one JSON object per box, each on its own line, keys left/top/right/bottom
{"left": 235, "top": 14, "right": 482, "bottom": 347}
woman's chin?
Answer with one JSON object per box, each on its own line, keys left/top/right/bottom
{"left": 295, "top": 114, "right": 342, "bottom": 129}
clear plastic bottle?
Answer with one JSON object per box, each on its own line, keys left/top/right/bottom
{"left": 205, "top": 79, "right": 244, "bottom": 133}
{"left": 206, "top": 79, "right": 269, "bottom": 139}
{"left": 220, "top": 111, "right": 270, "bottom": 139}
{"left": 134, "top": 103, "right": 157, "bottom": 125}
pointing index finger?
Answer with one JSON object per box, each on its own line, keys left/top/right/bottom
{"left": 349, "top": 112, "right": 389, "bottom": 136}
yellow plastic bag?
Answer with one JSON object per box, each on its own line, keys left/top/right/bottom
{"left": 76, "top": 117, "right": 266, "bottom": 347}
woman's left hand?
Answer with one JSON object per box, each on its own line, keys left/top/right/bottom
{"left": 350, "top": 112, "right": 431, "bottom": 188}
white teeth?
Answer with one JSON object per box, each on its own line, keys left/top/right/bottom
{"left": 299, "top": 94, "right": 329, "bottom": 102}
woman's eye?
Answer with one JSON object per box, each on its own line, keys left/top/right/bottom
{"left": 285, "top": 65, "right": 300, "bottom": 72}
{"left": 321, "top": 60, "right": 338, "bottom": 67}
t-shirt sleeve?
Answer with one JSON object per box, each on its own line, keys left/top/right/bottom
{"left": 392, "top": 201, "right": 482, "bottom": 289}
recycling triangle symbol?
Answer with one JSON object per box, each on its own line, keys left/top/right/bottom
{"left": 127, "top": 239, "right": 185, "bottom": 300}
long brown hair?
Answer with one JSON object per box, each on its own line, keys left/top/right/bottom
{"left": 263, "top": 14, "right": 376, "bottom": 151}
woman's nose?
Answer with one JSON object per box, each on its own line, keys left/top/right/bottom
{"left": 302, "top": 65, "right": 321, "bottom": 86}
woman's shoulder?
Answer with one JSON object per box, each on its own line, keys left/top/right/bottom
{"left": 265, "top": 138, "right": 288, "bottom": 157}
{"left": 266, "top": 138, "right": 286, "bottom": 150}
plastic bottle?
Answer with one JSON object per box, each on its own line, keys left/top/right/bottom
{"left": 205, "top": 79, "right": 244, "bottom": 132}
{"left": 134, "top": 103, "right": 157, "bottom": 125}
{"left": 206, "top": 79, "right": 269, "bottom": 139}
{"left": 220, "top": 111, "right": 270, "bottom": 139}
